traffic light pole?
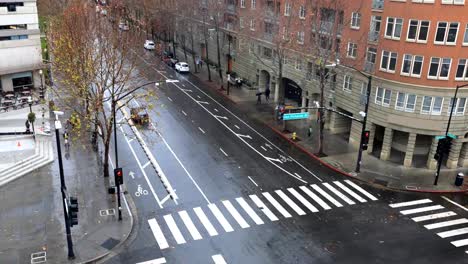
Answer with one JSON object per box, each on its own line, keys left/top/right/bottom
{"left": 434, "top": 84, "right": 464, "bottom": 185}
{"left": 355, "top": 76, "right": 372, "bottom": 173}
{"left": 112, "top": 98, "right": 122, "bottom": 221}
{"left": 55, "top": 121, "right": 75, "bottom": 259}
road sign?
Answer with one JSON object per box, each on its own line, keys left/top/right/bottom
{"left": 447, "top": 133, "right": 457, "bottom": 139}
{"left": 283, "top": 112, "right": 310, "bottom": 121}
{"left": 435, "top": 135, "right": 445, "bottom": 140}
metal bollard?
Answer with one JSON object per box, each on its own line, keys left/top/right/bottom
{"left": 455, "top": 172, "right": 464, "bottom": 187}
{"left": 292, "top": 132, "right": 297, "bottom": 141}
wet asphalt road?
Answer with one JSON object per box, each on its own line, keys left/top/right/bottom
{"left": 103, "top": 50, "right": 468, "bottom": 264}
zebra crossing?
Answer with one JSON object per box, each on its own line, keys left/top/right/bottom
{"left": 147, "top": 179, "right": 378, "bottom": 250}
{"left": 389, "top": 198, "right": 468, "bottom": 254}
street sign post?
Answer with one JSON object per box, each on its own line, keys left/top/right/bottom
{"left": 283, "top": 112, "right": 309, "bottom": 121}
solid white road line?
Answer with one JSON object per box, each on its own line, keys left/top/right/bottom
{"left": 234, "top": 125, "right": 240, "bottom": 129}
{"left": 333, "top": 181, "right": 366, "bottom": 203}
{"left": 389, "top": 199, "right": 432, "bottom": 208}
{"left": 275, "top": 190, "right": 306, "bottom": 216}
{"left": 437, "top": 227, "right": 468, "bottom": 238}
{"left": 424, "top": 218, "right": 468, "bottom": 230}
{"left": 451, "top": 238, "right": 468, "bottom": 247}
{"left": 344, "top": 180, "right": 378, "bottom": 201}
{"left": 163, "top": 214, "right": 186, "bottom": 244}
{"left": 249, "top": 194, "right": 279, "bottom": 222}
{"left": 262, "top": 192, "right": 292, "bottom": 218}
{"left": 311, "top": 184, "right": 343, "bottom": 207}
{"left": 299, "top": 186, "right": 331, "bottom": 210}
{"left": 193, "top": 207, "right": 218, "bottom": 237}
{"left": 323, "top": 183, "right": 355, "bottom": 205}
{"left": 148, "top": 218, "right": 169, "bottom": 250}
{"left": 400, "top": 205, "right": 444, "bottom": 215}
{"left": 142, "top": 161, "right": 151, "bottom": 169}
{"left": 441, "top": 196, "right": 468, "bottom": 212}
{"left": 167, "top": 97, "right": 173, "bottom": 102}
{"left": 236, "top": 197, "right": 264, "bottom": 225}
{"left": 208, "top": 204, "right": 234, "bottom": 232}
{"left": 136, "top": 257, "right": 167, "bottom": 264}
{"left": 219, "top": 148, "right": 228, "bottom": 156}
{"left": 212, "top": 254, "right": 227, "bottom": 264}
{"left": 261, "top": 146, "right": 267, "bottom": 151}
{"left": 412, "top": 211, "right": 457, "bottom": 222}
{"left": 287, "top": 188, "right": 318, "bottom": 213}
{"left": 247, "top": 176, "right": 259, "bottom": 187}
{"left": 178, "top": 210, "right": 203, "bottom": 240}
{"left": 223, "top": 200, "right": 250, "bottom": 229}
{"left": 198, "top": 127, "right": 206, "bottom": 134}
{"left": 181, "top": 110, "right": 187, "bottom": 116}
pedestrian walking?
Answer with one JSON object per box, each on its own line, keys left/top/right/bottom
{"left": 265, "top": 88, "right": 271, "bottom": 102}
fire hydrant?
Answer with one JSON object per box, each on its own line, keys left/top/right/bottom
{"left": 292, "top": 132, "right": 297, "bottom": 141}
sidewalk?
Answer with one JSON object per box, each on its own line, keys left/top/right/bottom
{"left": 177, "top": 49, "right": 468, "bottom": 193}
{"left": 0, "top": 110, "right": 134, "bottom": 263}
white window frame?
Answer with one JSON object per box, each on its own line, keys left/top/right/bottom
{"left": 299, "top": 6, "right": 306, "bottom": 19}
{"left": 395, "top": 92, "right": 417, "bottom": 112}
{"left": 284, "top": 2, "right": 291, "bottom": 16}
{"left": 434, "top": 21, "right": 459, "bottom": 45}
{"left": 406, "top": 19, "right": 430, "bottom": 43}
{"left": 380, "top": 50, "right": 398, "bottom": 73}
{"left": 347, "top": 42, "right": 357, "bottom": 58}
{"left": 421, "top": 96, "right": 443, "bottom": 115}
{"left": 448, "top": 98, "right": 467, "bottom": 116}
{"left": 463, "top": 23, "right": 468, "bottom": 46}
{"left": 240, "top": 0, "right": 246, "bottom": 8}
{"left": 441, "top": 0, "right": 465, "bottom": 4}
{"left": 297, "top": 31, "right": 304, "bottom": 44}
{"left": 295, "top": 58, "right": 303, "bottom": 71}
{"left": 427, "top": 57, "right": 451, "bottom": 80}
{"left": 375, "top": 87, "right": 391, "bottom": 107}
{"left": 343, "top": 75, "right": 352, "bottom": 92}
{"left": 401, "top": 54, "right": 424, "bottom": 77}
{"left": 251, "top": 0, "right": 256, "bottom": 9}
{"left": 250, "top": 19, "right": 255, "bottom": 31}
{"left": 455, "top": 59, "right": 468, "bottom": 80}
{"left": 351, "top": 12, "right": 361, "bottom": 29}
{"left": 239, "top": 17, "right": 244, "bottom": 28}
{"left": 385, "top": 17, "right": 403, "bottom": 40}
{"left": 411, "top": 0, "right": 435, "bottom": 3}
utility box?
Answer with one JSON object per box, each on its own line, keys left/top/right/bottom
{"left": 455, "top": 172, "right": 464, "bottom": 187}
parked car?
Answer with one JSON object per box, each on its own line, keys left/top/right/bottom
{"left": 175, "top": 62, "right": 190, "bottom": 73}
{"left": 227, "top": 72, "right": 243, "bottom": 86}
{"left": 118, "top": 22, "right": 129, "bottom": 31}
{"left": 144, "top": 40, "right": 155, "bottom": 50}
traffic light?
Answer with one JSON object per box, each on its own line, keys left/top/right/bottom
{"left": 68, "top": 196, "right": 79, "bottom": 227}
{"left": 361, "top": 130, "right": 370, "bottom": 150}
{"left": 434, "top": 137, "right": 453, "bottom": 160}
{"left": 442, "top": 137, "right": 452, "bottom": 155}
{"left": 114, "top": 167, "right": 123, "bottom": 185}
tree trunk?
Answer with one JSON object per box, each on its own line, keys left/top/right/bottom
{"left": 190, "top": 31, "right": 197, "bottom": 73}
{"left": 317, "top": 70, "right": 326, "bottom": 157}
{"left": 103, "top": 135, "right": 110, "bottom": 177}
{"left": 215, "top": 28, "right": 223, "bottom": 82}
{"left": 205, "top": 38, "right": 212, "bottom": 81}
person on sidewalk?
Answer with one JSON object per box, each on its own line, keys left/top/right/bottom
{"left": 264, "top": 88, "right": 271, "bottom": 102}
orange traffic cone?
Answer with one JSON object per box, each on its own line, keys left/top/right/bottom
{"left": 17, "top": 141, "right": 21, "bottom": 147}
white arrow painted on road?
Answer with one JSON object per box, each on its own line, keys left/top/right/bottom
{"left": 129, "top": 171, "right": 135, "bottom": 179}
{"left": 181, "top": 88, "right": 193, "bottom": 92}
{"left": 214, "top": 115, "right": 228, "bottom": 120}
{"left": 236, "top": 133, "right": 252, "bottom": 139}
{"left": 265, "top": 157, "right": 283, "bottom": 163}
{"left": 197, "top": 101, "right": 210, "bottom": 105}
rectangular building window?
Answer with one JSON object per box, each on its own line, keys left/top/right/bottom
{"left": 395, "top": 92, "right": 417, "bottom": 112}
{"left": 297, "top": 31, "right": 305, "bottom": 44}
{"left": 295, "top": 58, "right": 303, "bottom": 71}
{"left": 421, "top": 96, "right": 443, "bottom": 115}
{"left": 375, "top": 87, "right": 391, "bottom": 106}
{"left": 240, "top": 0, "right": 246, "bottom": 8}
{"left": 251, "top": 0, "right": 256, "bottom": 9}
{"left": 351, "top": 12, "right": 361, "bottom": 29}
{"left": 407, "top": 20, "right": 430, "bottom": 43}
{"left": 435, "top": 22, "right": 459, "bottom": 45}
{"left": 448, "top": 98, "right": 466, "bottom": 116}
{"left": 456, "top": 59, "right": 468, "bottom": 80}
{"left": 380, "top": 50, "right": 397, "bottom": 72}
{"left": 347, "top": 42, "right": 357, "bottom": 58}
{"left": 250, "top": 19, "right": 255, "bottom": 31}
{"left": 401, "top": 54, "right": 423, "bottom": 77}
{"left": 299, "top": 6, "right": 306, "bottom": 19}
{"left": 385, "top": 17, "right": 403, "bottom": 40}
{"left": 428, "top": 57, "right": 451, "bottom": 79}
{"left": 343, "top": 75, "right": 352, "bottom": 92}
{"left": 284, "top": 2, "right": 291, "bottom": 16}
{"left": 463, "top": 24, "right": 468, "bottom": 45}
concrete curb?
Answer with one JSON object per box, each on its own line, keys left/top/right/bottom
{"left": 266, "top": 123, "right": 468, "bottom": 194}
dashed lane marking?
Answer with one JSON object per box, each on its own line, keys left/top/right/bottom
{"left": 181, "top": 110, "right": 187, "bottom": 116}
{"left": 219, "top": 148, "right": 228, "bottom": 157}
{"left": 167, "top": 97, "right": 173, "bottom": 102}
{"left": 234, "top": 125, "right": 240, "bottom": 129}
{"left": 247, "top": 176, "right": 259, "bottom": 187}
{"left": 198, "top": 127, "right": 206, "bottom": 134}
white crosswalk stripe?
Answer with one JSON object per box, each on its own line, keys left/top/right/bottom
{"left": 223, "top": 200, "right": 250, "bottom": 228}
{"left": 236, "top": 197, "right": 264, "bottom": 225}
{"left": 412, "top": 211, "right": 457, "bottom": 222}
{"left": 437, "top": 227, "right": 468, "bottom": 238}
{"left": 208, "top": 203, "right": 234, "bottom": 233}
{"left": 424, "top": 218, "right": 468, "bottom": 230}
{"left": 344, "top": 180, "right": 378, "bottom": 201}
{"left": 193, "top": 207, "right": 219, "bottom": 237}
{"left": 323, "top": 183, "right": 355, "bottom": 205}
{"left": 148, "top": 218, "right": 169, "bottom": 250}
{"left": 262, "top": 192, "right": 292, "bottom": 218}
{"left": 311, "top": 184, "right": 343, "bottom": 207}
{"left": 212, "top": 254, "right": 227, "bottom": 264}
{"left": 178, "top": 210, "right": 203, "bottom": 240}
{"left": 249, "top": 194, "right": 279, "bottom": 221}
{"left": 299, "top": 186, "right": 331, "bottom": 210}
{"left": 389, "top": 199, "right": 432, "bottom": 208}
{"left": 333, "top": 181, "right": 366, "bottom": 203}
{"left": 287, "top": 188, "right": 318, "bottom": 213}
{"left": 400, "top": 205, "right": 444, "bottom": 215}
{"left": 451, "top": 238, "right": 468, "bottom": 247}
{"left": 163, "top": 214, "right": 186, "bottom": 244}
{"left": 276, "top": 190, "right": 306, "bottom": 216}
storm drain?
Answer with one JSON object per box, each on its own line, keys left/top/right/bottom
{"left": 31, "top": 251, "right": 46, "bottom": 264}
{"left": 101, "top": 238, "right": 120, "bottom": 250}
{"left": 99, "top": 209, "right": 116, "bottom": 216}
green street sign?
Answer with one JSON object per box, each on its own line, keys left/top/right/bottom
{"left": 447, "top": 133, "right": 457, "bottom": 139}
{"left": 435, "top": 136, "right": 445, "bottom": 140}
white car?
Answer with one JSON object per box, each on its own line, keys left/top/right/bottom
{"left": 144, "top": 40, "right": 155, "bottom": 50}
{"left": 175, "top": 62, "right": 190, "bottom": 73}
{"left": 118, "top": 22, "right": 129, "bottom": 31}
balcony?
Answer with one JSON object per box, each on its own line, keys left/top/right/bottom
{"left": 372, "top": 0, "right": 384, "bottom": 11}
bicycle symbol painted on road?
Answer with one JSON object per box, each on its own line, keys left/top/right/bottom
{"left": 135, "top": 185, "right": 149, "bottom": 197}
{"left": 278, "top": 154, "right": 293, "bottom": 163}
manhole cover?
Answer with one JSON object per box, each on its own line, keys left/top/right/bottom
{"left": 101, "top": 238, "right": 120, "bottom": 250}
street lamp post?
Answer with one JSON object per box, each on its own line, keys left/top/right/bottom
{"left": 434, "top": 83, "right": 468, "bottom": 185}
{"left": 28, "top": 96, "right": 35, "bottom": 139}
{"left": 112, "top": 79, "right": 178, "bottom": 221}
{"left": 53, "top": 111, "right": 75, "bottom": 259}
{"left": 355, "top": 75, "right": 372, "bottom": 173}
{"left": 39, "top": 69, "right": 44, "bottom": 99}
